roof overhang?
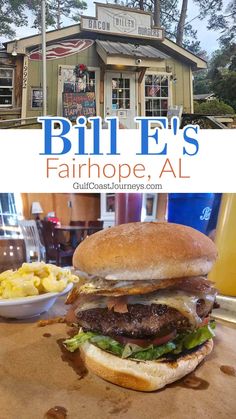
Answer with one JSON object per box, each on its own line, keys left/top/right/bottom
{"left": 5, "top": 23, "right": 207, "bottom": 70}
{"left": 96, "top": 40, "right": 169, "bottom": 68}
{"left": 161, "top": 38, "right": 207, "bottom": 70}
{"left": 6, "top": 24, "right": 81, "bottom": 55}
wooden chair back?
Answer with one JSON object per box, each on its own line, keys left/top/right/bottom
{"left": 70, "top": 220, "right": 86, "bottom": 245}
{"left": 87, "top": 220, "right": 104, "bottom": 235}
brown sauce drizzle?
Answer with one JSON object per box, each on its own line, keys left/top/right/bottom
{"left": 43, "top": 333, "right": 52, "bottom": 338}
{"left": 220, "top": 365, "right": 236, "bottom": 376}
{"left": 45, "top": 406, "right": 67, "bottom": 419}
{"left": 57, "top": 338, "right": 88, "bottom": 379}
{"left": 179, "top": 373, "right": 209, "bottom": 389}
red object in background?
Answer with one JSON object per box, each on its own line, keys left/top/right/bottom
{"left": 115, "top": 194, "right": 142, "bottom": 225}
{"left": 47, "top": 217, "right": 60, "bottom": 226}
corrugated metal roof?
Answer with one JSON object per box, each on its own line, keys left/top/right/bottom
{"left": 193, "top": 93, "right": 215, "bottom": 100}
{"left": 96, "top": 40, "right": 169, "bottom": 60}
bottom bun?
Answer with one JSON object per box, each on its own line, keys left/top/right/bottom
{"left": 80, "top": 339, "right": 213, "bottom": 392}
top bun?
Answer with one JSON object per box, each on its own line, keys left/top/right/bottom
{"left": 73, "top": 222, "right": 217, "bottom": 281}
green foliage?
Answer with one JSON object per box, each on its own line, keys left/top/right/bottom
{"left": 114, "top": 0, "right": 203, "bottom": 55}
{"left": 194, "top": 100, "right": 235, "bottom": 115}
{"left": 0, "top": 0, "right": 88, "bottom": 37}
{"left": 193, "top": 70, "right": 212, "bottom": 94}
{"left": 28, "top": 0, "right": 87, "bottom": 30}
{"left": 212, "top": 72, "right": 236, "bottom": 111}
{"left": 203, "top": 0, "right": 236, "bottom": 47}
{"left": 194, "top": 42, "right": 236, "bottom": 110}
{"left": 207, "top": 43, "right": 236, "bottom": 110}
{"left": 209, "top": 44, "right": 236, "bottom": 78}
{"left": 0, "top": 0, "right": 28, "bottom": 37}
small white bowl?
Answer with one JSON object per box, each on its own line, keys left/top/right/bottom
{"left": 0, "top": 283, "right": 73, "bottom": 319}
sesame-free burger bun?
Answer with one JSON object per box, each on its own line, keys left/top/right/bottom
{"left": 79, "top": 339, "right": 213, "bottom": 392}
{"left": 73, "top": 222, "right": 217, "bottom": 280}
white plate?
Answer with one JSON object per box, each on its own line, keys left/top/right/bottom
{"left": 0, "top": 283, "right": 73, "bottom": 319}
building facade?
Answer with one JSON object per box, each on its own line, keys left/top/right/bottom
{"left": 2, "top": 3, "right": 206, "bottom": 127}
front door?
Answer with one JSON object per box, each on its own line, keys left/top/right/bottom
{"left": 105, "top": 72, "right": 136, "bottom": 128}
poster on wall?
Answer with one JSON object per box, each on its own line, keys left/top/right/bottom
{"left": 62, "top": 92, "right": 96, "bottom": 121}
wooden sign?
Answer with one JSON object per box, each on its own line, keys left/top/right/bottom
{"left": 81, "top": 4, "right": 164, "bottom": 40}
{"left": 63, "top": 92, "right": 96, "bottom": 121}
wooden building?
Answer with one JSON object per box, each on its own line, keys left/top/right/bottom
{"left": 2, "top": 3, "right": 206, "bottom": 127}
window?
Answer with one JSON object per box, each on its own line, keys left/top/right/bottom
{"left": 112, "top": 78, "right": 130, "bottom": 110}
{"left": 106, "top": 194, "right": 115, "bottom": 213}
{"left": 145, "top": 74, "right": 169, "bottom": 117}
{"left": 62, "top": 69, "right": 96, "bottom": 93}
{"left": 31, "top": 88, "right": 43, "bottom": 109}
{"left": 0, "top": 193, "right": 22, "bottom": 237}
{"left": 141, "top": 194, "right": 158, "bottom": 222}
{"left": 0, "top": 68, "right": 14, "bottom": 106}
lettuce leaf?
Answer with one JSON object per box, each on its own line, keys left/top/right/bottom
{"left": 174, "top": 322, "right": 215, "bottom": 354}
{"left": 182, "top": 323, "right": 215, "bottom": 350}
{"left": 63, "top": 321, "right": 216, "bottom": 360}
{"left": 128, "top": 342, "right": 176, "bottom": 360}
{"left": 63, "top": 331, "right": 97, "bottom": 352}
{"left": 90, "top": 335, "right": 123, "bottom": 356}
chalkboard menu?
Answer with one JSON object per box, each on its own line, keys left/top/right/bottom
{"left": 63, "top": 92, "right": 96, "bottom": 121}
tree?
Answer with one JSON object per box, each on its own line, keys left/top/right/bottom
{"left": 194, "top": 42, "right": 236, "bottom": 110}
{"left": 115, "top": 1, "right": 204, "bottom": 54}
{"left": 193, "top": 70, "right": 212, "bottom": 94}
{"left": 27, "top": 0, "right": 87, "bottom": 31}
{"left": 197, "top": 0, "right": 236, "bottom": 47}
{"left": 212, "top": 72, "right": 236, "bottom": 111}
{"left": 176, "top": 0, "right": 188, "bottom": 46}
{"left": 209, "top": 40, "right": 236, "bottom": 111}
{"left": 194, "top": 99, "right": 235, "bottom": 115}
{"left": 0, "top": 1, "right": 28, "bottom": 38}
{"left": 116, "top": 0, "right": 235, "bottom": 56}
{"left": 153, "top": 0, "right": 161, "bottom": 27}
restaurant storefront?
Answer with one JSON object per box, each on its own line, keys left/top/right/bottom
{"left": 4, "top": 3, "right": 207, "bottom": 127}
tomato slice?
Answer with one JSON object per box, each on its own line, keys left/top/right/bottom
{"left": 197, "top": 317, "right": 210, "bottom": 328}
{"left": 151, "top": 330, "right": 177, "bottom": 346}
{"left": 115, "top": 330, "right": 177, "bottom": 348}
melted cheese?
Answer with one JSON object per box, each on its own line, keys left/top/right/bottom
{"left": 140, "top": 291, "right": 201, "bottom": 327}
{"left": 75, "top": 289, "right": 216, "bottom": 327}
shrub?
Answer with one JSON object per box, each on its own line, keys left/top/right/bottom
{"left": 194, "top": 100, "right": 235, "bottom": 115}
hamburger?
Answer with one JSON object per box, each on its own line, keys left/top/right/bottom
{"left": 64, "top": 222, "right": 217, "bottom": 391}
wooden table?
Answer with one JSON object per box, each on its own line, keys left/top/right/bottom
{"left": 55, "top": 225, "right": 102, "bottom": 232}
{"left": 0, "top": 298, "right": 235, "bottom": 419}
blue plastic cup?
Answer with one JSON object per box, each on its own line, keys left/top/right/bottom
{"left": 168, "top": 193, "right": 215, "bottom": 234}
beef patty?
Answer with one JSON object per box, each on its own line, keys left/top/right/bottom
{"left": 76, "top": 299, "right": 213, "bottom": 338}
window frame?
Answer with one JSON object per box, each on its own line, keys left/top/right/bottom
{"left": 0, "top": 67, "right": 14, "bottom": 107}
{"left": 30, "top": 87, "right": 43, "bottom": 109}
{"left": 111, "top": 77, "right": 131, "bottom": 110}
{"left": 141, "top": 71, "right": 172, "bottom": 117}
{"left": 0, "top": 193, "right": 22, "bottom": 237}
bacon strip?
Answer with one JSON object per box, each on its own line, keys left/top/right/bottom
{"left": 173, "top": 277, "right": 216, "bottom": 295}
{"left": 107, "top": 296, "right": 128, "bottom": 313}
